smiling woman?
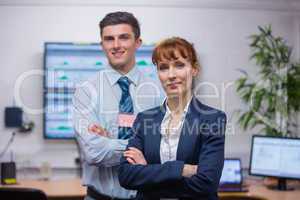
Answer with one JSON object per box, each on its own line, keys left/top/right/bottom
{"left": 118, "top": 37, "right": 227, "bottom": 200}
{"left": 153, "top": 37, "right": 200, "bottom": 104}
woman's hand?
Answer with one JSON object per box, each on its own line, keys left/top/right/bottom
{"left": 124, "top": 147, "right": 147, "bottom": 165}
{"left": 182, "top": 164, "right": 198, "bottom": 178}
{"left": 88, "top": 124, "right": 110, "bottom": 137}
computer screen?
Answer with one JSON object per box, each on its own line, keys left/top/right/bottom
{"left": 220, "top": 159, "right": 242, "bottom": 184}
{"left": 249, "top": 135, "right": 300, "bottom": 180}
{"left": 43, "top": 42, "right": 159, "bottom": 139}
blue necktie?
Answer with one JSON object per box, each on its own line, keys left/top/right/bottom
{"left": 117, "top": 76, "right": 134, "bottom": 139}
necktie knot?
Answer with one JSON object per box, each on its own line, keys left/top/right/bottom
{"left": 117, "top": 76, "right": 131, "bottom": 93}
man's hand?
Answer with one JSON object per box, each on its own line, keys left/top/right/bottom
{"left": 88, "top": 124, "right": 110, "bottom": 137}
{"left": 182, "top": 164, "right": 198, "bottom": 178}
{"left": 123, "top": 147, "right": 147, "bottom": 165}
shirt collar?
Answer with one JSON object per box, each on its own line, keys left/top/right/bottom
{"left": 105, "top": 65, "right": 140, "bottom": 86}
{"left": 160, "top": 97, "right": 193, "bottom": 136}
{"left": 164, "top": 96, "right": 193, "bottom": 117}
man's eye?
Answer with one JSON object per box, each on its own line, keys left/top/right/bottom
{"left": 103, "top": 37, "right": 114, "bottom": 41}
{"left": 119, "top": 35, "right": 130, "bottom": 40}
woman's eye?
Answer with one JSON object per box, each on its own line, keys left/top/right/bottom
{"left": 158, "top": 64, "right": 168, "bottom": 71}
{"left": 175, "top": 62, "right": 185, "bottom": 68}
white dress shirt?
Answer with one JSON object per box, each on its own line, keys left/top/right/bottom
{"left": 72, "top": 65, "right": 163, "bottom": 199}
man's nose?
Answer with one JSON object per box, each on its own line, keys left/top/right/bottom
{"left": 113, "top": 39, "right": 121, "bottom": 49}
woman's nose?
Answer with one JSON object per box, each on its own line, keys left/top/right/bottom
{"left": 167, "top": 67, "right": 176, "bottom": 78}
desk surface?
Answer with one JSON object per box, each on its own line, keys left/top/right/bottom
{"left": 220, "top": 179, "right": 300, "bottom": 200}
{"left": 1, "top": 178, "right": 300, "bottom": 200}
{"left": 0, "top": 179, "right": 86, "bottom": 198}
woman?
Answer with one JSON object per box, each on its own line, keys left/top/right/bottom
{"left": 118, "top": 37, "right": 227, "bottom": 200}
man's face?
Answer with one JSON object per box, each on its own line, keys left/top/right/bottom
{"left": 101, "top": 24, "right": 141, "bottom": 73}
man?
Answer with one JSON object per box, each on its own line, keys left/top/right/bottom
{"left": 72, "top": 12, "right": 162, "bottom": 200}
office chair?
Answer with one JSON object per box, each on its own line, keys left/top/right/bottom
{"left": 0, "top": 187, "right": 48, "bottom": 200}
{"left": 220, "top": 195, "right": 268, "bottom": 200}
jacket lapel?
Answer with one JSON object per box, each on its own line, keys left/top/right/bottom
{"left": 148, "top": 104, "right": 166, "bottom": 164}
{"left": 176, "top": 97, "right": 201, "bottom": 162}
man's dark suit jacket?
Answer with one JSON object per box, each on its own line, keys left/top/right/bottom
{"left": 118, "top": 97, "right": 227, "bottom": 200}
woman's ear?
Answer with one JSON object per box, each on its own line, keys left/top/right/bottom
{"left": 192, "top": 66, "right": 199, "bottom": 77}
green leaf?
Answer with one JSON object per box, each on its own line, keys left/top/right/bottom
{"left": 235, "top": 77, "right": 247, "bottom": 91}
{"left": 252, "top": 89, "right": 265, "bottom": 111}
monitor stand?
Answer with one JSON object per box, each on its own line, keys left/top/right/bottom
{"left": 267, "top": 178, "right": 294, "bottom": 191}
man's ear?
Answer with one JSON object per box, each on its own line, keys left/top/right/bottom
{"left": 100, "top": 41, "right": 103, "bottom": 46}
{"left": 136, "top": 38, "right": 142, "bottom": 48}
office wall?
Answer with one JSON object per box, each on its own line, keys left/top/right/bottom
{"left": 0, "top": 0, "right": 299, "bottom": 170}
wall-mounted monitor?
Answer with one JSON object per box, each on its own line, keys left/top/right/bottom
{"left": 43, "top": 42, "right": 158, "bottom": 139}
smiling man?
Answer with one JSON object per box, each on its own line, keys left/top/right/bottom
{"left": 72, "top": 12, "right": 162, "bottom": 200}
{"left": 101, "top": 23, "right": 139, "bottom": 74}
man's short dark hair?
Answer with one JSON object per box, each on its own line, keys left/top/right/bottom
{"left": 99, "top": 11, "right": 141, "bottom": 39}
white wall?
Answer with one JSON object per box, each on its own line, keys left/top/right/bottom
{"left": 0, "top": 0, "right": 299, "bottom": 170}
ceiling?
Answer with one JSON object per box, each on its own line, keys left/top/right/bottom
{"left": 0, "top": 0, "right": 299, "bottom": 12}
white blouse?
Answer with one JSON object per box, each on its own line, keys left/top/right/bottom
{"left": 159, "top": 99, "right": 191, "bottom": 200}
{"left": 160, "top": 99, "right": 191, "bottom": 163}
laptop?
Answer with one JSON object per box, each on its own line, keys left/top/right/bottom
{"left": 218, "top": 158, "right": 248, "bottom": 192}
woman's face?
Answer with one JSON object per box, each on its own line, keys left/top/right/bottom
{"left": 157, "top": 52, "right": 198, "bottom": 99}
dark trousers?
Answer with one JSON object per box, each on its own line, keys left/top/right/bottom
{"left": 87, "top": 187, "right": 134, "bottom": 200}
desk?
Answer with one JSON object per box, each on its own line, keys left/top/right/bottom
{"left": 219, "top": 179, "right": 300, "bottom": 200}
{"left": 0, "top": 179, "right": 86, "bottom": 200}
{"left": 1, "top": 178, "right": 300, "bottom": 200}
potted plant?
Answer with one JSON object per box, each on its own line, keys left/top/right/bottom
{"left": 235, "top": 25, "right": 300, "bottom": 137}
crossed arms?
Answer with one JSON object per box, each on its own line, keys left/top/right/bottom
{"left": 118, "top": 112, "right": 226, "bottom": 197}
